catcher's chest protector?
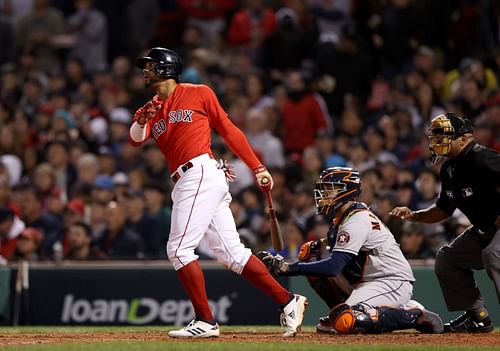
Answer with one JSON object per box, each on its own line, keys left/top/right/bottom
{"left": 327, "top": 202, "right": 370, "bottom": 285}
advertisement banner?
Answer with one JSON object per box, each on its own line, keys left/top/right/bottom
{"left": 26, "top": 267, "right": 288, "bottom": 326}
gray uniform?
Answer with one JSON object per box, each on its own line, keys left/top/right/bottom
{"left": 333, "top": 209, "right": 416, "bottom": 308}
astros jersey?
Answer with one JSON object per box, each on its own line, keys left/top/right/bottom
{"left": 132, "top": 83, "right": 261, "bottom": 172}
{"left": 332, "top": 209, "right": 415, "bottom": 282}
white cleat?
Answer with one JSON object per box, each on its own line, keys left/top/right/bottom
{"left": 168, "top": 319, "right": 220, "bottom": 338}
{"left": 280, "top": 294, "right": 309, "bottom": 337}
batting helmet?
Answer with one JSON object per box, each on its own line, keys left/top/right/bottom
{"left": 135, "top": 47, "right": 183, "bottom": 81}
{"left": 314, "top": 167, "right": 361, "bottom": 216}
{"left": 428, "top": 112, "right": 473, "bottom": 156}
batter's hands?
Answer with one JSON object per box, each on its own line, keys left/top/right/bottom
{"left": 389, "top": 207, "right": 418, "bottom": 221}
{"left": 134, "top": 96, "right": 162, "bottom": 125}
{"left": 253, "top": 165, "right": 273, "bottom": 192}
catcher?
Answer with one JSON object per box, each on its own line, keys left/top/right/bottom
{"left": 258, "top": 167, "right": 443, "bottom": 334}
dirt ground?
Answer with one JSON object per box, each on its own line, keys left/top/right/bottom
{"left": 0, "top": 331, "right": 498, "bottom": 347}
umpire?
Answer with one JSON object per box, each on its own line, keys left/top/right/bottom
{"left": 390, "top": 112, "right": 499, "bottom": 333}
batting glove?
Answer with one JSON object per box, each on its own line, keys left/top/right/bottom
{"left": 253, "top": 165, "right": 273, "bottom": 192}
{"left": 134, "top": 97, "right": 162, "bottom": 125}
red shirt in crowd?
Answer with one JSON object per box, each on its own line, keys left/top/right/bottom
{"left": 282, "top": 94, "right": 329, "bottom": 154}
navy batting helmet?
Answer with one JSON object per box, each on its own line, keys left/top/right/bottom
{"left": 314, "top": 167, "right": 361, "bottom": 216}
{"left": 136, "top": 47, "right": 183, "bottom": 81}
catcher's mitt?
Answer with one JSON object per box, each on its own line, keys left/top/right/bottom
{"left": 256, "top": 251, "right": 288, "bottom": 276}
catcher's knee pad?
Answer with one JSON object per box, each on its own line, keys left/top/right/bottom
{"left": 329, "top": 303, "right": 356, "bottom": 334}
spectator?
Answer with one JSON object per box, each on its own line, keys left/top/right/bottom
{"left": 95, "top": 201, "right": 144, "bottom": 259}
{"left": 65, "top": 221, "right": 103, "bottom": 260}
{"left": 0, "top": 208, "right": 25, "bottom": 261}
{"left": 281, "top": 70, "right": 330, "bottom": 155}
{"left": 15, "top": 0, "right": 65, "bottom": 72}
{"left": 11, "top": 227, "right": 44, "bottom": 261}
{"left": 122, "top": 189, "right": 161, "bottom": 258}
{"left": 245, "top": 107, "right": 285, "bottom": 168}
{"left": 67, "top": 0, "right": 107, "bottom": 73}
{"left": 17, "top": 185, "right": 62, "bottom": 258}
{"left": 143, "top": 182, "right": 171, "bottom": 255}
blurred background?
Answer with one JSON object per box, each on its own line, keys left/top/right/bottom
{"left": 0, "top": 0, "right": 499, "bottom": 265}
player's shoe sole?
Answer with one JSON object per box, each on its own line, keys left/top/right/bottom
{"left": 416, "top": 310, "right": 444, "bottom": 334}
{"left": 168, "top": 320, "right": 220, "bottom": 338}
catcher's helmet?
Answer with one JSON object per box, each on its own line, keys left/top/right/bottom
{"left": 136, "top": 47, "right": 183, "bottom": 81}
{"left": 314, "top": 167, "right": 361, "bottom": 216}
{"left": 428, "top": 112, "right": 473, "bottom": 156}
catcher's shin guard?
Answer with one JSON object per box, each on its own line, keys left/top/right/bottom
{"left": 329, "top": 304, "right": 443, "bottom": 334}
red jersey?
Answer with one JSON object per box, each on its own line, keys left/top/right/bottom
{"left": 130, "top": 83, "right": 261, "bottom": 172}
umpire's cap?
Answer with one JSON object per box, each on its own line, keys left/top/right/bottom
{"left": 136, "top": 47, "right": 183, "bottom": 81}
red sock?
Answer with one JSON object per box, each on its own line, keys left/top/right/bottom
{"left": 176, "top": 260, "right": 214, "bottom": 322}
{"left": 241, "top": 255, "right": 291, "bottom": 305}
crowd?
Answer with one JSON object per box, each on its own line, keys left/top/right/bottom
{"left": 0, "top": 0, "right": 499, "bottom": 263}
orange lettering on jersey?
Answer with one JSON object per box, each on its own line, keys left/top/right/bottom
{"left": 371, "top": 221, "right": 381, "bottom": 231}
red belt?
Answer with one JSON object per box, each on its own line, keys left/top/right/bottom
{"left": 171, "top": 162, "right": 194, "bottom": 183}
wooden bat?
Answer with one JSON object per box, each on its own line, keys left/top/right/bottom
{"left": 261, "top": 177, "right": 284, "bottom": 251}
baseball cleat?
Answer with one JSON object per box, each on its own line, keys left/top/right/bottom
{"left": 168, "top": 319, "right": 220, "bottom": 338}
{"left": 415, "top": 309, "right": 444, "bottom": 334}
{"left": 316, "top": 315, "right": 338, "bottom": 334}
{"left": 443, "top": 312, "right": 493, "bottom": 333}
{"left": 280, "top": 294, "right": 309, "bottom": 337}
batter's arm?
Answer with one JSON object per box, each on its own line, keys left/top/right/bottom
{"left": 216, "top": 117, "right": 262, "bottom": 170}
{"left": 129, "top": 121, "right": 150, "bottom": 146}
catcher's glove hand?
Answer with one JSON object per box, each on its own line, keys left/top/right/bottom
{"left": 256, "top": 251, "right": 288, "bottom": 276}
{"left": 298, "top": 238, "right": 327, "bottom": 261}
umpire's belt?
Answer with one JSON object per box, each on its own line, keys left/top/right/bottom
{"left": 171, "top": 162, "right": 194, "bottom": 183}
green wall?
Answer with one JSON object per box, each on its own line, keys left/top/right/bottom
{"left": 289, "top": 268, "right": 500, "bottom": 326}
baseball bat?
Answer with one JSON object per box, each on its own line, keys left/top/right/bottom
{"left": 261, "top": 178, "right": 284, "bottom": 251}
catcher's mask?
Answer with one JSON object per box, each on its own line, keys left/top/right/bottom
{"left": 427, "top": 113, "right": 473, "bottom": 157}
{"left": 136, "top": 47, "right": 183, "bottom": 81}
{"left": 314, "top": 167, "right": 361, "bottom": 217}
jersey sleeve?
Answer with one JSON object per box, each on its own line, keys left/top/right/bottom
{"left": 332, "top": 212, "right": 370, "bottom": 255}
{"left": 201, "top": 85, "right": 262, "bottom": 169}
{"left": 482, "top": 147, "right": 500, "bottom": 188}
{"left": 435, "top": 162, "right": 457, "bottom": 216}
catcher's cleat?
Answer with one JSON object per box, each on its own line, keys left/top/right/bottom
{"left": 168, "top": 319, "right": 220, "bottom": 338}
{"left": 281, "top": 294, "right": 309, "bottom": 337}
{"left": 415, "top": 309, "right": 444, "bottom": 334}
{"left": 316, "top": 315, "right": 337, "bottom": 334}
{"left": 443, "top": 312, "right": 493, "bottom": 333}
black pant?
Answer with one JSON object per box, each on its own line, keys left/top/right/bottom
{"left": 435, "top": 226, "right": 500, "bottom": 311}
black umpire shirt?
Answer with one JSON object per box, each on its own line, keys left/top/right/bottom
{"left": 436, "top": 142, "right": 500, "bottom": 233}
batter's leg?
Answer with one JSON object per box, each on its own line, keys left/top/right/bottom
{"left": 435, "top": 227, "right": 485, "bottom": 311}
{"left": 204, "top": 193, "right": 291, "bottom": 305}
{"left": 166, "top": 164, "right": 228, "bottom": 323}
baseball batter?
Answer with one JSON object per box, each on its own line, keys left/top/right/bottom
{"left": 259, "top": 167, "right": 443, "bottom": 334}
{"left": 128, "top": 47, "right": 307, "bottom": 338}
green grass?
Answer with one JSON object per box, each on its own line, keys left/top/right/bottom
{"left": 0, "top": 326, "right": 498, "bottom": 351}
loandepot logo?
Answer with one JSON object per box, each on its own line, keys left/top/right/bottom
{"left": 61, "top": 294, "right": 232, "bottom": 325}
